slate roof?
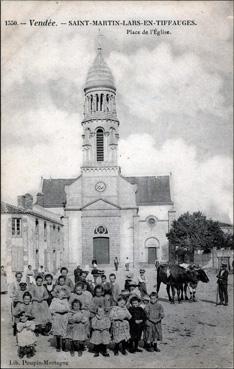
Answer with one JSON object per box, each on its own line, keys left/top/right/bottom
{"left": 125, "top": 176, "right": 173, "bottom": 205}
{"left": 1, "top": 202, "right": 25, "bottom": 214}
{"left": 40, "top": 178, "right": 77, "bottom": 207}
{"left": 1, "top": 201, "right": 63, "bottom": 225}
{"left": 85, "top": 47, "right": 115, "bottom": 90}
{"left": 37, "top": 175, "right": 172, "bottom": 208}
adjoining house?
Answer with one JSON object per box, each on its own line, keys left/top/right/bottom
{"left": 1, "top": 193, "right": 64, "bottom": 281}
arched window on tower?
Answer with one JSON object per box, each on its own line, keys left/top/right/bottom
{"left": 90, "top": 95, "right": 93, "bottom": 113}
{"left": 100, "top": 93, "right": 103, "bottom": 111}
{"left": 96, "top": 94, "right": 99, "bottom": 111}
{"left": 106, "top": 94, "right": 109, "bottom": 112}
{"left": 96, "top": 128, "right": 104, "bottom": 162}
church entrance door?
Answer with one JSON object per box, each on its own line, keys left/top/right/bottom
{"left": 93, "top": 237, "right": 110, "bottom": 264}
{"left": 148, "top": 247, "right": 157, "bottom": 264}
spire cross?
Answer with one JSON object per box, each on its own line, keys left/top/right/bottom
{"left": 97, "top": 29, "right": 104, "bottom": 50}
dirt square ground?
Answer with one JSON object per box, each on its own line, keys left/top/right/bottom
{"left": 1, "top": 268, "right": 233, "bottom": 368}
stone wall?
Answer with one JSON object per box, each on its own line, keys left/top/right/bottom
{"left": 81, "top": 211, "right": 120, "bottom": 266}
{"left": 1, "top": 212, "right": 64, "bottom": 281}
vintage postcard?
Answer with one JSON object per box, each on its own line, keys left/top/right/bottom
{"left": 1, "top": 1, "right": 233, "bottom": 368}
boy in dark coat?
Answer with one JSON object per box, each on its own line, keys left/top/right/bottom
{"left": 128, "top": 296, "right": 146, "bottom": 353}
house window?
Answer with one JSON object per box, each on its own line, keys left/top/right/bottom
{"left": 96, "top": 128, "right": 104, "bottom": 162}
{"left": 12, "top": 218, "right": 22, "bottom": 237}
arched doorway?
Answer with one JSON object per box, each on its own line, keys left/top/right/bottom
{"left": 145, "top": 237, "right": 160, "bottom": 264}
{"left": 93, "top": 237, "right": 110, "bottom": 264}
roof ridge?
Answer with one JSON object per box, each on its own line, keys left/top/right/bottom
{"left": 1, "top": 200, "right": 25, "bottom": 212}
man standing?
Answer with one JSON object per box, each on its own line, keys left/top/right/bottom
{"left": 114, "top": 257, "right": 119, "bottom": 272}
{"left": 216, "top": 262, "right": 229, "bottom": 306}
{"left": 109, "top": 273, "right": 120, "bottom": 305}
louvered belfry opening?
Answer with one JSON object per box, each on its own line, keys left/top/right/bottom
{"left": 96, "top": 128, "right": 104, "bottom": 161}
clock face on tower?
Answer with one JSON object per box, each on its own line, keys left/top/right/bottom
{"left": 95, "top": 182, "right": 106, "bottom": 192}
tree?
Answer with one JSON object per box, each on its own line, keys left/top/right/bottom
{"left": 222, "top": 232, "right": 234, "bottom": 250}
{"left": 167, "top": 211, "right": 228, "bottom": 262}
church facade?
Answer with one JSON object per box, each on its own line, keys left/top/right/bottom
{"left": 36, "top": 44, "right": 176, "bottom": 269}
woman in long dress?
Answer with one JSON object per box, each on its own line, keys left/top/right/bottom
{"left": 30, "top": 275, "right": 51, "bottom": 335}
{"left": 1, "top": 265, "right": 8, "bottom": 294}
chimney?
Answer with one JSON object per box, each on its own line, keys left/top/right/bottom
{"left": 17, "top": 195, "right": 26, "bottom": 208}
{"left": 36, "top": 192, "right": 44, "bottom": 206}
{"left": 24, "top": 193, "right": 33, "bottom": 209}
{"left": 17, "top": 193, "right": 33, "bottom": 209}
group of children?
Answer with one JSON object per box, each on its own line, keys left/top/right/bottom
{"left": 10, "top": 266, "right": 164, "bottom": 359}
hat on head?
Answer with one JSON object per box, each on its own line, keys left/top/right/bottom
{"left": 130, "top": 296, "right": 141, "bottom": 303}
{"left": 221, "top": 262, "right": 227, "bottom": 267}
{"left": 120, "top": 289, "right": 130, "bottom": 296}
{"left": 126, "top": 272, "right": 134, "bottom": 279}
{"left": 139, "top": 269, "right": 145, "bottom": 273}
{"left": 128, "top": 281, "right": 138, "bottom": 287}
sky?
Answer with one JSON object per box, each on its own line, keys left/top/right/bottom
{"left": 2, "top": 1, "right": 233, "bottom": 223}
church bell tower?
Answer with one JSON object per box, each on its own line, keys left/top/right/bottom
{"left": 81, "top": 39, "right": 120, "bottom": 174}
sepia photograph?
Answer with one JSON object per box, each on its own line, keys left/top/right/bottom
{"left": 1, "top": 1, "right": 233, "bottom": 368}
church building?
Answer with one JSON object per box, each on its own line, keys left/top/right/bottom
{"left": 36, "top": 43, "right": 176, "bottom": 269}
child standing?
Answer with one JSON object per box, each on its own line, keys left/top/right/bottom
{"left": 90, "top": 307, "right": 111, "bottom": 357}
{"left": 109, "top": 296, "right": 132, "bottom": 356}
{"left": 128, "top": 296, "right": 146, "bottom": 353}
{"left": 50, "top": 288, "right": 70, "bottom": 352}
{"left": 137, "top": 269, "right": 148, "bottom": 297}
{"left": 30, "top": 275, "right": 52, "bottom": 335}
{"left": 145, "top": 292, "right": 164, "bottom": 352}
{"left": 67, "top": 299, "right": 90, "bottom": 357}
{"left": 14, "top": 292, "right": 34, "bottom": 325}
{"left": 44, "top": 274, "right": 55, "bottom": 306}
{"left": 12, "top": 283, "right": 28, "bottom": 336}
{"left": 69, "top": 282, "right": 92, "bottom": 311}
{"left": 89, "top": 285, "right": 105, "bottom": 317}
{"left": 126, "top": 282, "right": 141, "bottom": 308}
{"left": 52, "top": 276, "right": 71, "bottom": 298}
{"left": 16, "top": 311, "right": 36, "bottom": 358}
{"left": 140, "top": 295, "right": 150, "bottom": 348}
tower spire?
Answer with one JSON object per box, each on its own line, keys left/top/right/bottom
{"left": 97, "top": 29, "right": 104, "bottom": 51}
{"left": 81, "top": 39, "right": 119, "bottom": 172}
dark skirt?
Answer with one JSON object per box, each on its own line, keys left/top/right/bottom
{"left": 130, "top": 323, "right": 144, "bottom": 341}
